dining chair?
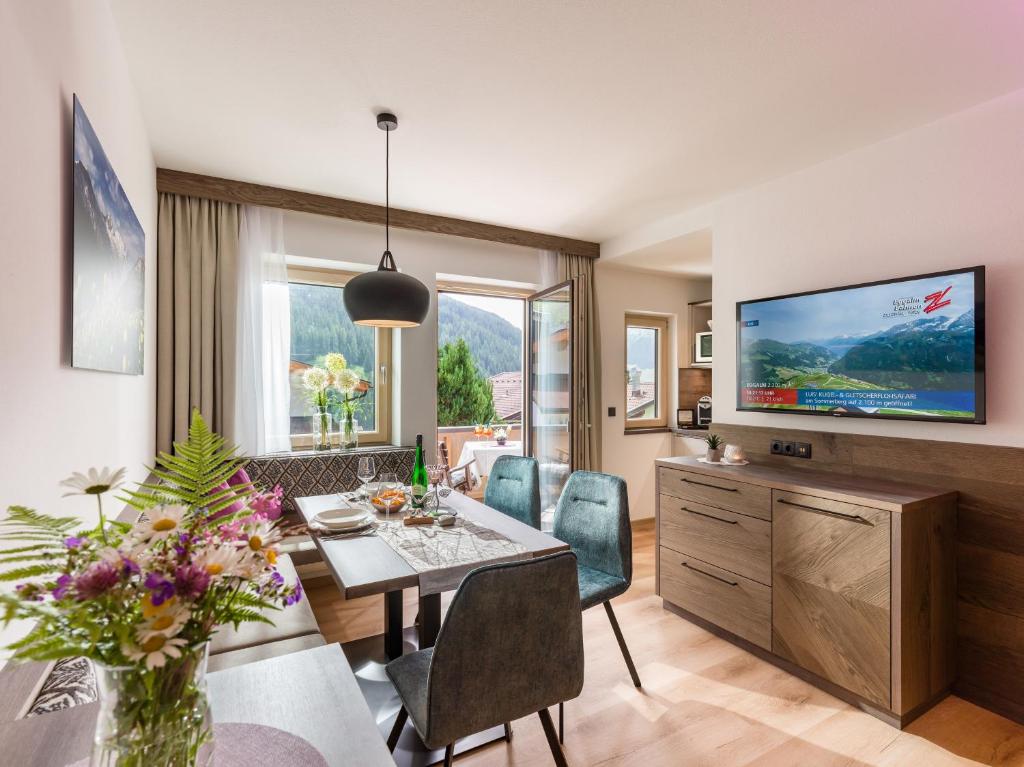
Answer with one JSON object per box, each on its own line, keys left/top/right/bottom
{"left": 438, "top": 441, "right": 478, "bottom": 494}
{"left": 552, "top": 470, "right": 640, "bottom": 740}
{"left": 483, "top": 455, "right": 541, "bottom": 529}
{"left": 385, "top": 552, "right": 584, "bottom": 767}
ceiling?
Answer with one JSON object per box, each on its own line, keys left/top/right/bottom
{"left": 609, "top": 229, "right": 713, "bottom": 277}
{"left": 110, "top": 1, "right": 1024, "bottom": 245}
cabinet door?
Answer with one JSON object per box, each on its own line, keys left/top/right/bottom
{"left": 772, "top": 491, "right": 891, "bottom": 709}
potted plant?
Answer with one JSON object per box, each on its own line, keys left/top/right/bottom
{"left": 0, "top": 411, "right": 301, "bottom": 766}
{"left": 704, "top": 433, "right": 724, "bottom": 463}
{"left": 493, "top": 425, "right": 508, "bottom": 446}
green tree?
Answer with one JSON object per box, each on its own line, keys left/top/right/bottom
{"left": 437, "top": 339, "right": 497, "bottom": 427}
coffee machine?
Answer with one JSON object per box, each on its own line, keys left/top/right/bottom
{"left": 696, "top": 395, "right": 712, "bottom": 427}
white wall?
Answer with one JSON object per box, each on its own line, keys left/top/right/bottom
{"left": 596, "top": 264, "right": 711, "bottom": 519}
{"left": 710, "top": 88, "right": 1024, "bottom": 446}
{"left": 0, "top": 1, "right": 156, "bottom": 657}
{"left": 608, "top": 88, "right": 1024, "bottom": 449}
{"left": 282, "top": 210, "right": 543, "bottom": 458}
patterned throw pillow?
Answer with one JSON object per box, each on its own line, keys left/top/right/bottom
{"left": 26, "top": 656, "right": 97, "bottom": 717}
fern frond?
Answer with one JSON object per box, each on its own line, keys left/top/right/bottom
{"left": 0, "top": 551, "right": 63, "bottom": 566}
{"left": 1, "top": 506, "right": 80, "bottom": 537}
{"left": 124, "top": 410, "right": 253, "bottom": 512}
{"left": 0, "top": 563, "right": 62, "bottom": 581}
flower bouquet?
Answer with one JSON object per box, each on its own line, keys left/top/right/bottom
{"left": 0, "top": 411, "right": 301, "bottom": 766}
{"left": 325, "top": 353, "right": 367, "bottom": 449}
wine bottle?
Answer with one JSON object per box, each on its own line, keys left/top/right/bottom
{"left": 409, "top": 434, "right": 429, "bottom": 509}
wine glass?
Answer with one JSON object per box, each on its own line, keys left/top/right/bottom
{"left": 357, "top": 456, "right": 377, "bottom": 499}
{"left": 379, "top": 472, "right": 400, "bottom": 517}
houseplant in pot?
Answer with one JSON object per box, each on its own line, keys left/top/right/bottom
{"left": 704, "top": 433, "right": 724, "bottom": 463}
{"left": 0, "top": 411, "right": 301, "bottom": 766}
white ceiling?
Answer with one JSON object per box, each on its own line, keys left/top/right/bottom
{"left": 110, "top": 1, "right": 1024, "bottom": 246}
{"left": 610, "top": 229, "right": 714, "bottom": 277}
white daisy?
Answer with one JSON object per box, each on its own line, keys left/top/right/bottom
{"left": 243, "top": 518, "right": 282, "bottom": 555}
{"left": 131, "top": 505, "right": 187, "bottom": 542}
{"left": 195, "top": 544, "right": 245, "bottom": 579}
{"left": 137, "top": 603, "right": 190, "bottom": 642}
{"left": 124, "top": 635, "right": 188, "bottom": 670}
{"left": 60, "top": 466, "right": 126, "bottom": 497}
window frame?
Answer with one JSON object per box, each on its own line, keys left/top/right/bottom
{"left": 286, "top": 266, "right": 392, "bottom": 448}
{"left": 623, "top": 313, "right": 669, "bottom": 431}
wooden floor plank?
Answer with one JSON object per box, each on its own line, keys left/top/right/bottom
{"left": 307, "top": 518, "right": 1024, "bottom": 766}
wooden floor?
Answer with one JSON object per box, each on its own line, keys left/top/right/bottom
{"left": 307, "top": 520, "right": 1024, "bottom": 767}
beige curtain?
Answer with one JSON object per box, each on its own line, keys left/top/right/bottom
{"left": 555, "top": 252, "right": 602, "bottom": 471}
{"left": 157, "top": 193, "right": 240, "bottom": 453}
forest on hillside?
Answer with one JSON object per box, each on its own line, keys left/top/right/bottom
{"left": 438, "top": 294, "right": 522, "bottom": 377}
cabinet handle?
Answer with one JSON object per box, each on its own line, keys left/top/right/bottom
{"left": 682, "top": 561, "right": 738, "bottom": 587}
{"left": 682, "top": 506, "right": 737, "bottom": 524}
{"left": 682, "top": 477, "right": 738, "bottom": 492}
{"left": 777, "top": 498, "right": 872, "bottom": 526}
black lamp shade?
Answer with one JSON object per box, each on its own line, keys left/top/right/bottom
{"left": 343, "top": 263, "right": 430, "bottom": 327}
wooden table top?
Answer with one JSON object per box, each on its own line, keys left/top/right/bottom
{"left": 0, "top": 644, "right": 393, "bottom": 767}
{"left": 296, "top": 490, "right": 568, "bottom": 598}
{"left": 208, "top": 643, "right": 394, "bottom": 766}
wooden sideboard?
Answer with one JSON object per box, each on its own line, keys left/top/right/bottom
{"left": 655, "top": 456, "right": 957, "bottom": 727}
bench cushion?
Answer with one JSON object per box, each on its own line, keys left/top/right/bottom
{"left": 209, "top": 554, "right": 319, "bottom": 655}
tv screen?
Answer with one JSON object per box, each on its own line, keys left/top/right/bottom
{"left": 736, "top": 267, "right": 985, "bottom": 423}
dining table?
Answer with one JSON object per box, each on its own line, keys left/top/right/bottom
{"left": 294, "top": 488, "right": 568, "bottom": 767}
{"left": 456, "top": 440, "right": 524, "bottom": 481}
{"left": 0, "top": 644, "right": 395, "bottom": 767}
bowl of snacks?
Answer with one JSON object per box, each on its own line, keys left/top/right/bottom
{"left": 370, "top": 487, "right": 408, "bottom": 514}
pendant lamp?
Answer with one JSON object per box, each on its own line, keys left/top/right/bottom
{"left": 343, "top": 112, "right": 430, "bottom": 327}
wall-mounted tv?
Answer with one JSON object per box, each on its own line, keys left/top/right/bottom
{"left": 736, "top": 266, "right": 985, "bottom": 424}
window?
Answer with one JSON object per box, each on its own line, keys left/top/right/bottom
{"left": 624, "top": 314, "right": 668, "bottom": 430}
{"left": 287, "top": 267, "right": 391, "bottom": 447}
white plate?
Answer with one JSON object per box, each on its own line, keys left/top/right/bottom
{"left": 314, "top": 508, "right": 373, "bottom": 529}
{"left": 697, "top": 457, "right": 749, "bottom": 466}
{"left": 311, "top": 517, "right": 375, "bottom": 536}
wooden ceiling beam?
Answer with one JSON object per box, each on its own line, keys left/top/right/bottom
{"left": 156, "top": 168, "right": 600, "bottom": 258}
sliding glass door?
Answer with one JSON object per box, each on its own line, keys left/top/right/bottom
{"left": 526, "top": 281, "right": 574, "bottom": 529}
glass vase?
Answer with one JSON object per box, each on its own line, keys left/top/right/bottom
{"left": 91, "top": 643, "right": 213, "bottom": 767}
{"left": 313, "top": 407, "right": 334, "bottom": 451}
{"left": 342, "top": 414, "right": 359, "bottom": 449}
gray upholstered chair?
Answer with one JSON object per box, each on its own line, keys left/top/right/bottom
{"left": 553, "top": 470, "right": 640, "bottom": 739}
{"left": 483, "top": 455, "right": 541, "bottom": 529}
{"left": 385, "top": 552, "right": 583, "bottom": 766}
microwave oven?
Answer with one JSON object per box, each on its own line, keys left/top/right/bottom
{"left": 694, "top": 331, "right": 712, "bottom": 363}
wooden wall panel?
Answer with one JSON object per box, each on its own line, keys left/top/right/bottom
{"left": 709, "top": 421, "right": 1024, "bottom": 724}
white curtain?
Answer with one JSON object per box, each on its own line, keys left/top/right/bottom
{"left": 235, "top": 206, "right": 291, "bottom": 454}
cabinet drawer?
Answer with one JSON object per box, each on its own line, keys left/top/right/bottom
{"left": 660, "top": 495, "right": 771, "bottom": 585}
{"left": 659, "top": 468, "right": 771, "bottom": 520}
{"left": 660, "top": 546, "right": 771, "bottom": 650}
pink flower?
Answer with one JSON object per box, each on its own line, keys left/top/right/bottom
{"left": 173, "top": 564, "right": 211, "bottom": 600}
{"left": 75, "top": 562, "right": 120, "bottom": 600}
{"left": 250, "top": 485, "right": 284, "bottom": 521}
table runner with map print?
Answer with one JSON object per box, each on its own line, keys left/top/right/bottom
{"left": 373, "top": 515, "right": 528, "bottom": 595}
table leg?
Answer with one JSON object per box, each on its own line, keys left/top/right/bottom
{"left": 418, "top": 593, "right": 442, "bottom": 649}
{"left": 384, "top": 590, "right": 404, "bottom": 660}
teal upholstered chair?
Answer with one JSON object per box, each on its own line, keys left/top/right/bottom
{"left": 483, "top": 455, "right": 541, "bottom": 529}
{"left": 385, "top": 552, "right": 583, "bottom": 766}
{"left": 552, "top": 470, "right": 639, "bottom": 740}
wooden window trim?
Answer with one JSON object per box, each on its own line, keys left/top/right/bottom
{"left": 624, "top": 314, "right": 669, "bottom": 431}
{"left": 287, "top": 266, "right": 392, "bottom": 447}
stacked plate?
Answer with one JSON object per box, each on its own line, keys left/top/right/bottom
{"left": 312, "top": 506, "right": 374, "bottom": 534}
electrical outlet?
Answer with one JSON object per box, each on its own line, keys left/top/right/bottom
{"left": 782, "top": 441, "right": 796, "bottom": 456}
{"left": 795, "top": 442, "right": 812, "bottom": 459}
{"left": 770, "top": 439, "right": 784, "bottom": 455}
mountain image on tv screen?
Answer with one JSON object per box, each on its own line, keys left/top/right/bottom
{"left": 737, "top": 270, "right": 982, "bottom": 421}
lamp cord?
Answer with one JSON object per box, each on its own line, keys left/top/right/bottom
{"left": 385, "top": 126, "right": 390, "bottom": 252}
